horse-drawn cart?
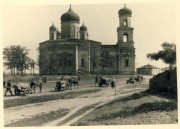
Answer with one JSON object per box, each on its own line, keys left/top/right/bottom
{"left": 98, "top": 77, "right": 111, "bottom": 87}
{"left": 126, "top": 75, "right": 144, "bottom": 84}
{"left": 55, "top": 80, "right": 69, "bottom": 91}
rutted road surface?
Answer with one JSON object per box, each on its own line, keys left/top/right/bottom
{"left": 4, "top": 79, "right": 149, "bottom": 126}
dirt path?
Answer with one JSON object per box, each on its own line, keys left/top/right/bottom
{"left": 4, "top": 80, "right": 149, "bottom": 126}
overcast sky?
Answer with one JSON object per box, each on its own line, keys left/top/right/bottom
{"left": 2, "top": 3, "right": 176, "bottom": 69}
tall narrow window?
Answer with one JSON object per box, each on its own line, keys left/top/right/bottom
{"left": 81, "top": 58, "right": 85, "bottom": 67}
{"left": 124, "top": 20, "right": 127, "bottom": 26}
{"left": 125, "top": 59, "right": 129, "bottom": 67}
{"left": 123, "top": 33, "right": 128, "bottom": 42}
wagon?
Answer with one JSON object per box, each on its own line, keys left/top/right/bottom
{"left": 98, "top": 77, "right": 111, "bottom": 87}
{"left": 55, "top": 80, "right": 69, "bottom": 91}
{"left": 126, "top": 75, "right": 144, "bottom": 84}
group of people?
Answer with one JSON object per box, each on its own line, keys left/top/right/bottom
{"left": 3, "top": 77, "right": 46, "bottom": 96}
{"left": 95, "top": 74, "right": 116, "bottom": 88}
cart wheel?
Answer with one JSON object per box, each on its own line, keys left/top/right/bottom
{"left": 25, "top": 89, "right": 29, "bottom": 94}
{"left": 14, "top": 89, "right": 20, "bottom": 95}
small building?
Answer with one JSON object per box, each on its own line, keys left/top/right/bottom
{"left": 136, "top": 64, "right": 161, "bottom": 75}
{"left": 161, "top": 67, "right": 170, "bottom": 72}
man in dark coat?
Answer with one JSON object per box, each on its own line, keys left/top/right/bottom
{"left": 4, "top": 80, "right": 13, "bottom": 96}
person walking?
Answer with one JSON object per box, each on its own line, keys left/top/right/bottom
{"left": 30, "top": 80, "right": 36, "bottom": 93}
{"left": 95, "top": 74, "right": 99, "bottom": 86}
{"left": 4, "top": 80, "right": 13, "bottom": 96}
{"left": 38, "top": 79, "right": 43, "bottom": 93}
{"left": 111, "top": 77, "right": 116, "bottom": 88}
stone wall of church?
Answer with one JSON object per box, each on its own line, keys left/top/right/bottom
{"left": 100, "top": 46, "right": 118, "bottom": 74}
{"left": 119, "top": 16, "right": 131, "bottom": 27}
{"left": 39, "top": 41, "right": 57, "bottom": 75}
{"left": 55, "top": 44, "right": 76, "bottom": 74}
{"left": 117, "top": 28, "right": 134, "bottom": 42}
{"left": 118, "top": 55, "right": 135, "bottom": 74}
{"left": 78, "top": 50, "right": 89, "bottom": 72}
{"left": 61, "top": 22, "right": 80, "bottom": 39}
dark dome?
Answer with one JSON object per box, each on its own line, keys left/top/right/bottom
{"left": 118, "top": 4, "right": 132, "bottom": 16}
{"left": 80, "top": 22, "right": 87, "bottom": 31}
{"left": 61, "top": 6, "right": 80, "bottom": 23}
{"left": 49, "top": 23, "right": 56, "bottom": 31}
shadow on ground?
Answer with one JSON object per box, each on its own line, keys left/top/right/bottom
{"left": 95, "top": 101, "right": 177, "bottom": 121}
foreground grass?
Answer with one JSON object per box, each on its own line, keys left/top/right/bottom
{"left": 4, "top": 89, "right": 102, "bottom": 108}
{"left": 72, "top": 91, "right": 178, "bottom": 125}
{"left": 5, "top": 108, "right": 70, "bottom": 127}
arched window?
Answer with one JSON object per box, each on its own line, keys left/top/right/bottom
{"left": 123, "top": 33, "right": 128, "bottom": 42}
{"left": 124, "top": 20, "right": 127, "bottom": 26}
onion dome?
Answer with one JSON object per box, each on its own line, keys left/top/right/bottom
{"left": 49, "top": 22, "right": 56, "bottom": 31}
{"left": 118, "top": 4, "right": 132, "bottom": 16}
{"left": 61, "top": 5, "right": 80, "bottom": 23}
{"left": 80, "top": 22, "right": 87, "bottom": 31}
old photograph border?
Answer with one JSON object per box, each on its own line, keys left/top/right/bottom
{"left": 0, "top": 0, "right": 180, "bottom": 129}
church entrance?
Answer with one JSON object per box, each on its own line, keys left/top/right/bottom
{"left": 57, "top": 52, "right": 74, "bottom": 74}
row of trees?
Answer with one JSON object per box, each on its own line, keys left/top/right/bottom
{"left": 3, "top": 45, "right": 36, "bottom": 75}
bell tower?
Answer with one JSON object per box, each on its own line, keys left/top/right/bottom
{"left": 117, "top": 4, "right": 135, "bottom": 74}
{"left": 117, "top": 4, "right": 133, "bottom": 43}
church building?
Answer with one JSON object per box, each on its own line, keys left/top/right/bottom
{"left": 39, "top": 5, "right": 135, "bottom": 75}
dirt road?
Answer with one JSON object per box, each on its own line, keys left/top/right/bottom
{"left": 4, "top": 77, "right": 149, "bottom": 126}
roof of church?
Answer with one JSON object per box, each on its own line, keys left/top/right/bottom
{"left": 39, "top": 38, "right": 102, "bottom": 45}
{"left": 49, "top": 23, "right": 56, "bottom": 31}
{"left": 118, "top": 4, "right": 132, "bottom": 16}
{"left": 61, "top": 5, "right": 80, "bottom": 23}
{"left": 80, "top": 22, "right": 87, "bottom": 31}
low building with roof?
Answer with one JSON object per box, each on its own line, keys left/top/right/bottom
{"left": 136, "top": 64, "right": 161, "bottom": 75}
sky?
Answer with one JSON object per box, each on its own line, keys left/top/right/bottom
{"left": 2, "top": 2, "right": 176, "bottom": 71}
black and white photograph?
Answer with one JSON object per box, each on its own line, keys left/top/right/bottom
{"left": 1, "top": 0, "right": 179, "bottom": 128}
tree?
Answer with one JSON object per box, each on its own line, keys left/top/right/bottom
{"left": 147, "top": 42, "right": 176, "bottom": 69}
{"left": 3, "top": 45, "right": 30, "bottom": 75}
{"left": 29, "top": 59, "right": 36, "bottom": 75}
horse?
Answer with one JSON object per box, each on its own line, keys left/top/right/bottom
{"left": 41, "top": 77, "right": 47, "bottom": 84}
{"left": 35, "top": 79, "right": 43, "bottom": 93}
{"left": 68, "top": 76, "right": 80, "bottom": 90}
{"left": 13, "top": 82, "right": 32, "bottom": 95}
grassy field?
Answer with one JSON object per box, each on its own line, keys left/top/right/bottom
{"left": 72, "top": 90, "right": 178, "bottom": 125}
